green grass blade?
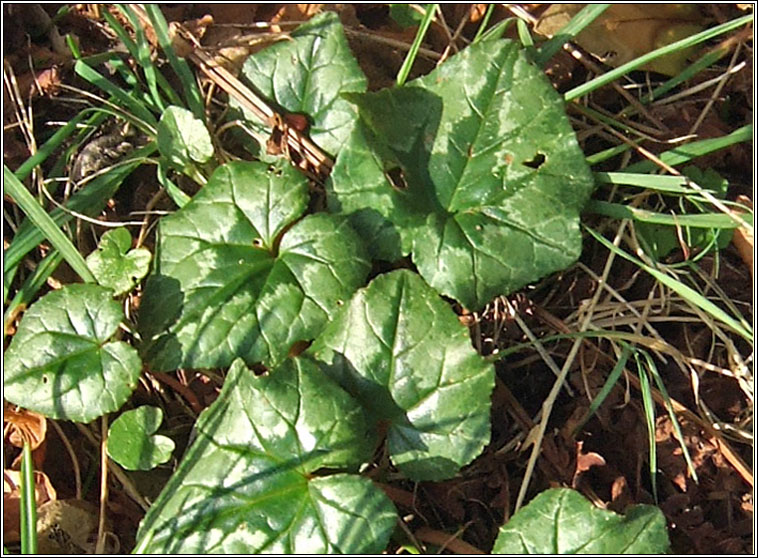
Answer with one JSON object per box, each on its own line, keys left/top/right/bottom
{"left": 635, "top": 351, "right": 659, "bottom": 503}
{"left": 117, "top": 4, "right": 167, "bottom": 111}
{"left": 516, "top": 17, "right": 534, "bottom": 49}
{"left": 4, "top": 142, "right": 157, "bottom": 274}
{"left": 13, "top": 112, "right": 90, "bottom": 181}
{"left": 585, "top": 226, "right": 753, "bottom": 342}
{"left": 586, "top": 142, "right": 635, "bottom": 166}
{"left": 74, "top": 60, "right": 157, "bottom": 130}
{"left": 572, "top": 342, "right": 631, "bottom": 436}
{"left": 587, "top": 200, "right": 742, "bottom": 229}
{"left": 4, "top": 166, "right": 95, "bottom": 283}
{"left": 639, "top": 350, "right": 699, "bottom": 483}
{"left": 143, "top": 4, "right": 205, "bottom": 119}
{"left": 564, "top": 13, "right": 753, "bottom": 101}
{"left": 4, "top": 251, "right": 63, "bottom": 339}
{"left": 535, "top": 4, "right": 610, "bottom": 67}
{"left": 648, "top": 44, "right": 731, "bottom": 102}
{"left": 594, "top": 171, "right": 722, "bottom": 194}
{"left": 623, "top": 125, "right": 752, "bottom": 173}
{"left": 471, "top": 4, "right": 495, "bottom": 44}
{"left": 396, "top": 3, "right": 437, "bottom": 87}
{"left": 19, "top": 441, "right": 38, "bottom": 554}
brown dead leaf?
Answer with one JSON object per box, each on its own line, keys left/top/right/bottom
{"left": 535, "top": 4, "right": 705, "bottom": 76}
{"left": 571, "top": 440, "right": 606, "bottom": 488}
{"left": 4, "top": 404, "right": 47, "bottom": 451}
{"left": 4, "top": 468, "right": 57, "bottom": 543}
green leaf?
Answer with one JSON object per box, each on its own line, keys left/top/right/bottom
{"left": 235, "top": 11, "right": 367, "bottom": 157}
{"left": 328, "top": 39, "right": 595, "bottom": 309}
{"left": 139, "top": 160, "right": 370, "bottom": 371}
{"left": 135, "top": 358, "right": 396, "bottom": 554}
{"left": 156, "top": 105, "right": 214, "bottom": 172}
{"left": 4, "top": 284, "right": 141, "bottom": 422}
{"left": 310, "top": 270, "right": 494, "bottom": 481}
{"left": 492, "top": 488, "right": 670, "bottom": 554}
{"left": 107, "top": 406, "right": 174, "bottom": 470}
{"left": 86, "top": 227, "right": 152, "bottom": 296}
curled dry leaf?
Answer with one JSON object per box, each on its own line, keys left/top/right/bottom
{"left": 571, "top": 440, "right": 606, "bottom": 488}
{"left": 4, "top": 404, "right": 47, "bottom": 450}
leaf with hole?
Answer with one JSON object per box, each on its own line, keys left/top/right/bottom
{"left": 234, "top": 11, "right": 367, "bottom": 158}
{"left": 328, "top": 38, "right": 595, "bottom": 309}
{"left": 309, "top": 269, "right": 495, "bottom": 481}
{"left": 136, "top": 357, "right": 396, "bottom": 553}
{"left": 138, "top": 160, "right": 370, "bottom": 371}
{"left": 157, "top": 105, "right": 214, "bottom": 173}
{"left": 3, "top": 284, "right": 141, "bottom": 422}
{"left": 86, "top": 227, "right": 151, "bottom": 296}
{"left": 493, "top": 488, "right": 670, "bottom": 553}
{"left": 107, "top": 406, "right": 174, "bottom": 471}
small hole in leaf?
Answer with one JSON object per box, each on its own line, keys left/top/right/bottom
{"left": 384, "top": 167, "right": 408, "bottom": 190}
{"left": 42, "top": 375, "right": 49, "bottom": 384}
{"left": 252, "top": 239, "right": 263, "bottom": 248}
{"left": 336, "top": 299, "right": 344, "bottom": 306}
{"left": 523, "top": 153, "right": 545, "bottom": 169}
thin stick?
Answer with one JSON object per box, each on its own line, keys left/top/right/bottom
{"left": 49, "top": 420, "right": 82, "bottom": 500}
{"left": 95, "top": 415, "right": 109, "bottom": 554}
{"left": 514, "top": 220, "right": 628, "bottom": 511}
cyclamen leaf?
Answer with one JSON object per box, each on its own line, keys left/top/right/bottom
{"left": 136, "top": 358, "right": 396, "bottom": 554}
{"left": 492, "top": 488, "right": 670, "bottom": 554}
{"left": 235, "top": 11, "right": 367, "bottom": 157}
{"left": 309, "top": 270, "right": 495, "bottom": 481}
{"left": 156, "top": 105, "right": 214, "bottom": 172}
{"left": 138, "top": 160, "right": 370, "bottom": 371}
{"left": 86, "top": 227, "right": 151, "bottom": 296}
{"left": 107, "top": 406, "right": 174, "bottom": 471}
{"left": 328, "top": 38, "right": 595, "bottom": 310}
{"left": 3, "top": 284, "right": 141, "bottom": 422}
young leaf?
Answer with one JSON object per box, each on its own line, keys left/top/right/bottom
{"left": 4, "top": 284, "right": 141, "bottom": 422}
{"left": 492, "top": 488, "right": 670, "bottom": 554}
{"left": 235, "top": 11, "right": 367, "bottom": 157}
{"left": 156, "top": 105, "right": 214, "bottom": 173}
{"left": 86, "top": 227, "right": 151, "bottom": 296}
{"left": 328, "top": 39, "right": 595, "bottom": 310}
{"left": 107, "top": 406, "right": 174, "bottom": 471}
{"left": 138, "top": 160, "right": 370, "bottom": 371}
{"left": 135, "top": 358, "right": 396, "bottom": 554}
{"left": 310, "top": 269, "right": 494, "bottom": 481}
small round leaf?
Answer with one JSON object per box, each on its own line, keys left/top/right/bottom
{"left": 107, "top": 406, "right": 175, "bottom": 471}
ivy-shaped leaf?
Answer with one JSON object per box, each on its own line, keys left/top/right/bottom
{"left": 107, "top": 406, "right": 175, "bottom": 471}
{"left": 309, "top": 270, "right": 494, "bottom": 481}
{"left": 138, "top": 160, "right": 370, "bottom": 371}
{"left": 492, "top": 488, "right": 670, "bottom": 554}
{"left": 327, "top": 38, "right": 595, "bottom": 310}
{"left": 136, "top": 358, "right": 396, "bottom": 554}
{"left": 235, "top": 11, "right": 367, "bottom": 157}
{"left": 86, "top": 227, "right": 151, "bottom": 296}
{"left": 4, "top": 284, "right": 141, "bottom": 422}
